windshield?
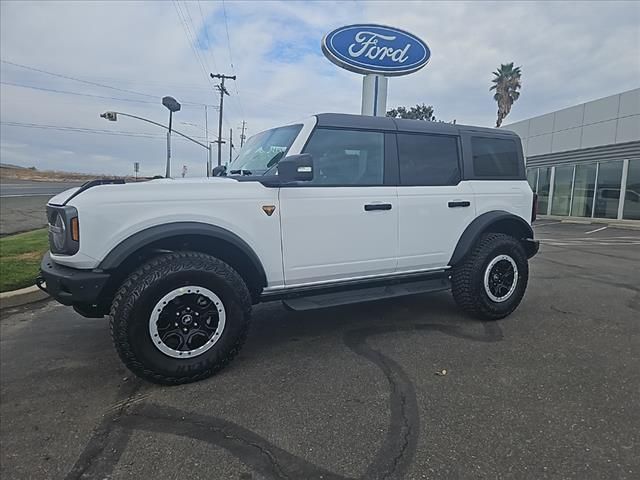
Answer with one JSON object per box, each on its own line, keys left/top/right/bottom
{"left": 227, "top": 124, "right": 302, "bottom": 175}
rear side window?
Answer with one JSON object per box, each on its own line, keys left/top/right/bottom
{"left": 471, "top": 137, "right": 521, "bottom": 177}
{"left": 303, "top": 128, "right": 384, "bottom": 185}
{"left": 397, "top": 133, "right": 460, "bottom": 186}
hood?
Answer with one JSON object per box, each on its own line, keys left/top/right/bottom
{"left": 48, "top": 187, "right": 82, "bottom": 206}
{"left": 59, "top": 176, "right": 258, "bottom": 209}
{"left": 48, "top": 177, "right": 238, "bottom": 206}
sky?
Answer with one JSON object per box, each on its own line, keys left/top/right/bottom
{"left": 0, "top": 0, "right": 638, "bottom": 177}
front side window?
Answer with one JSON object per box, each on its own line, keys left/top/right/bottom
{"left": 472, "top": 137, "right": 521, "bottom": 177}
{"left": 227, "top": 124, "right": 302, "bottom": 175}
{"left": 397, "top": 133, "right": 460, "bottom": 186}
{"left": 303, "top": 128, "right": 384, "bottom": 185}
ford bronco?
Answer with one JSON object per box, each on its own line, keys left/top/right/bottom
{"left": 39, "top": 113, "right": 538, "bottom": 384}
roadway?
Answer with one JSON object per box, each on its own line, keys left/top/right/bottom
{"left": 0, "top": 180, "right": 83, "bottom": 235}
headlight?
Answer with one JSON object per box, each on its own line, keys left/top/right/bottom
{"left": 47, "top": 205, "right": 79, "bottom": 255}
{"left": 50, "top": 212, "right": 66, "bottom": 251}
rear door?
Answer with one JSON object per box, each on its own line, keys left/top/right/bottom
{"left": 279, "top": 128, "right": 398, "bottom": 286}
{"left": 396, "top": 132, "right": 477, "bottom": 271}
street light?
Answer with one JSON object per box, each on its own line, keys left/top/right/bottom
{"left": 162, "top": 96, "right": 181, "bottom": 178}
{"left": 100, "top": 108, "right": 214, "bottom": 178}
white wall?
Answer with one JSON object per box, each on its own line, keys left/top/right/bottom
{"left": 506, "top": 88, "right": 640, "bottom": 157}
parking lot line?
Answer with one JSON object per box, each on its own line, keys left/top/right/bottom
{"left": 532, "top": 222, "right": 562, "bottom": 227}
{"left": 585, "top": 226, "right": 608, "bottom": 234}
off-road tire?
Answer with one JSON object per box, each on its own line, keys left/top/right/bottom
{"left": 451, "top": 233, "right": 528, "bottom": 320}
{"left": 110, "top": 251, "right": 251, "bottom": 385}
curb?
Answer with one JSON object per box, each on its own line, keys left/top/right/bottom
{"left": 0, "top": 285, "right": 50, "bottom": 310}
{"left": 537, "top": 216, "right": 640, "bottom": 231}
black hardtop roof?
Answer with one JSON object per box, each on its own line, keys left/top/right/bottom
{"left": 314, "top": 113, "right": 518, "bottom": 137}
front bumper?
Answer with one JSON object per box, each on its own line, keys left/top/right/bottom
{"left": 37, "top": 252, "right": 111, "bottom": 310}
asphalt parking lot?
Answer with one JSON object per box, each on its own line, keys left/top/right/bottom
{"left": 1, "top": 222, "right": 639, "bottom": 479}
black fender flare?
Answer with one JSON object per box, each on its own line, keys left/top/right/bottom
{"left": 449, "top": 211, "right": 535, "bottom": 266}
{"left": 99, "top": 222, "right": 267, "bottom": 288}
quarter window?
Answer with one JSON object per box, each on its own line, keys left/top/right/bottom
{"left": 397, "top": 133, "right": 460, "bottom": 186}
{"left": 472, "top": 137, "right": 521, "bottom": 177}
{"left": 303, "top": 128, "right": 384, "bottom": 185}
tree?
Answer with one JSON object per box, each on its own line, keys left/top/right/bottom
{"left": 386, "top": 103, "right": 436, "bottom": 121}
{"left": 491, "top": 62, "right": 522, "bottom": 127}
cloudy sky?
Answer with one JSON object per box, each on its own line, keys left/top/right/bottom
{"left": 1, "top": 0, "right": 638, "bottom": 177}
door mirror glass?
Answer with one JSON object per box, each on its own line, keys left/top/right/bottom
{"left": 277, "top": 154, "right": 314, "bottom": 182}
{"left": 212, "top": 165, "right": 226, "bottom": 177}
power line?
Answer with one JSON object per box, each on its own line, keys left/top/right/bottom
{"left": 221, "top": 0, "right": 236, "bottom": 71}
{"left": 220, "top": 0, "right": 246, "bottom": 121}
{"left": 0, "top": 61, "right": 216, "bottom": 107}
{"left": 1, "top": 59, "right": 158, "bottom": 99}
{"left": 1, "top": 81, "right": 163, "bottom": 106}
{"left": 1, "top": 121, "right": 164, "bottom": 138}
{"left": 172, "top": 0, "right": 232, "bottom": 134}
{"left": 197, "top": 0, "right": 218, "bottom": 73}
{"left": 172, "top": 1, "right": 216, "bottom": 90}
{"left": 0, "top": 121, "right": 229, "bottom": 142}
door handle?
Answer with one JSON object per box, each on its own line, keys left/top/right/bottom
{"left": 448, "top": 201, "right": 471, "bottom": 208}
{"left": 364, "top": 203, "right": 392, "bottom": 211}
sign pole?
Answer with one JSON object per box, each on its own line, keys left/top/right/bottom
{"left": 361, "top": 74, "right": 388, "bottom": 117}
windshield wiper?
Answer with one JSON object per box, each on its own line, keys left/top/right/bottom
{"left": 229, "top": 169, "right": 253, "bottom": 175}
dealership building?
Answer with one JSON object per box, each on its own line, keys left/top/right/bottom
{"left": 506, "top": 88, "right": 640, "bottom": 221}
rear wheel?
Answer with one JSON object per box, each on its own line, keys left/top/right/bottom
{"left": 110, "top": 251, "right": 251, "bottom": 385}
{"left": 451, "top": 233, "right": 528, "bottom": 320}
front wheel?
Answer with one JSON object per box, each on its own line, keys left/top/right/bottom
{"left": 110, "top": 252, "right": 252, "bottom": 385}
{"left": 451, "top": 233, "right": 529, "bottom": 320}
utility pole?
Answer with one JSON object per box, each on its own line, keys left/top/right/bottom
{"left": 210, "top": 73, "right": 236, "bottom": 166}
{"left": 205, "top": 105, "right": 212, "bottom": 176}
{"left": 240, "top": 120, "right": 247, "bottom": 148}
{"left": 229, "top": 128, "right": 233, "bottom": 164}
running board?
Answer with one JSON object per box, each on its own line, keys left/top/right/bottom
{"left": 282, "top": 277, "right": 450, "bottom": 311}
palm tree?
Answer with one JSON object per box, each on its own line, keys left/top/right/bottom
{"left": 491, "top": 62, "right": 522, "bottom": 127}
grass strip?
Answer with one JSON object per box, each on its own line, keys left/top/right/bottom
{"left": 0, "top": 228, "right": 48, "bottom": 292}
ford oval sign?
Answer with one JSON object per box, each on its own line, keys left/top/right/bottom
{"left": 322, "top": 24, "right": 430, "bottom": 76}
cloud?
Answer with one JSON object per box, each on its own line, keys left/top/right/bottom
{"left": 1, "top": 0, "right": 638, "bottom": 175}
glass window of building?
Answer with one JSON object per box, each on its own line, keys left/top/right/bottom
{"left": 551, "top": 166, "right": 574, "bottom": 216}
{"left": 623, "top": 159, "right": 640, "bottom": 220}
{"left": 527, "top": 168, "right": 538, "bottom": 192}
{"left": 537, "top": 167, "right": 551, "bottom": 214}
{"left": 594, "top": 161, "right": 623, "bottom": 219}
{"left": 571, "top": 164, "right": 597, "bottom": 217}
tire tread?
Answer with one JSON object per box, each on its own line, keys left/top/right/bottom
{"left": 109, "top": 251, "right": 251, "bottom": 385}
{"left": 451, "top": 233, "right": 528, "bottom": 320}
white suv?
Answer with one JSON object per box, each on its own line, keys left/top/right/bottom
{"left": 38, "top": 113, "right": 539, "bottom": 384}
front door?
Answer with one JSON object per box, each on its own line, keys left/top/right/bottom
{"left": 279, "top": 128, "right": 398, "bottom": 286}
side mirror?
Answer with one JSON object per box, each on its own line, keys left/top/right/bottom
{"left": 212, "top": 165, "right": 226, "bottom": 177}
{"left": 277, "top": 154, "right": 313, "bottom": 182}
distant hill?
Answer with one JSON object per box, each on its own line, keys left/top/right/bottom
{"left": 0, "top": 163, "right": 28, "bottom": 170}
{"left": 0, "top": 165, "right": 132, "bottom": 182}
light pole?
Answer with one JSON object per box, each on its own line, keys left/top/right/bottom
{"left": 100, "top": 110, "right": 213, "bottom": 177}
{"left": 162, "top": 96, "right": 181, "bottom": 178}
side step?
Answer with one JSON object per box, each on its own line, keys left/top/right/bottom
{"left": 282, "top": 277, "right": 450, "bottom": 311}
